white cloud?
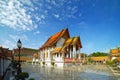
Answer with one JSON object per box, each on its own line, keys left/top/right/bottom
{"left": 20, "top": 0, "right": 34, "bottom": 7}
{"left": 34, "top": 31, "right": 40, "bottom": 35}
{"left": 9, "top": 34, "right": 28, "bottom": 42}
{"left": 78, "top": 21, "right": 88, "bottom": 29}
{"left": 0, "top": 0, "right": 80, "bottom": 31}
{"left": 79, "top": 21, "right": 86, "bottom": 25}
{"left": 54, "top": 14, "right": 59, "bottom": 18}
{"left": 0, "top": 34, "right": 29, "bottom": 49}
{"left": 0, "top": 0, "right": 36, "bottom": 31}
{"left": 46, "top": 0, "right": 56, "bottom": 5}
{"left": 1, "top": 40, "right": 16, "bottom": 49}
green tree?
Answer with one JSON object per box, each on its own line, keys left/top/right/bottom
{"left": 90, "top": 52, "right": 108, "bottom": 57}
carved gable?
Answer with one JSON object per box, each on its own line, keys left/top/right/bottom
{"left": 56, "top": 37, "right": 65, "bottom": 47}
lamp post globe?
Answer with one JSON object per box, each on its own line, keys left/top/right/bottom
{"left": 17, "top": 39, "right": 22, "bottom": 48}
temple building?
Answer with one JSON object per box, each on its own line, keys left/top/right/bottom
{"left": 39, "top": 28, "right": 82, "bottom": 66}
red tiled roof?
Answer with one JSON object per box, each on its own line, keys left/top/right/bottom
{"left": 0, "top": 47, "right": 12, "bottom": 59}
{"left": 40, "top": 28, "right": 70, "bottom": 49}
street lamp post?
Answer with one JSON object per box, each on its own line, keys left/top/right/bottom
{"left": 17, "top": 39, "right": 22, "bottom": 76}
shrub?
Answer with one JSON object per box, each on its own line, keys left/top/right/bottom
{"left": 27, "top": 60, "right": 32, "bottom": 63}
{"left": 35, "top": 62, "right": 40, "bottom": 64}
{"left": 88, "top": 58, "right": 94, "bottom": 63}
{"left": 51, "top": 62, "right": 55, "bottom": 66}
{"left": 113, "top": 59, "right": 118, "bottom": 64}
{"left": 72, "top": 60, "right": 76, "bottom": 65}
{"left": 19, "top": 72, "right": 29, "bottom": 79}
{"left": 113, "top": 67, "right": 118, "bottom": 70}
{"left": 106, "top": 61, "right": 117, "bottom": 67}
{"left": 42, "top": 62, "right": 45, "bottom": 65}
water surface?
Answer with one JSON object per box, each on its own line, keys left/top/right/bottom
{"left": 22, "top": 64, "right": 120, "bottom": 80}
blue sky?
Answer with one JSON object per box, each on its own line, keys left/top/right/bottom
{"left": 0, "top": 0, "right": 120, "bottom": 54}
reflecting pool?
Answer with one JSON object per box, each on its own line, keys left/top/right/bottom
{"left": 22, "top": 64, "right": 120, "bottom": 80}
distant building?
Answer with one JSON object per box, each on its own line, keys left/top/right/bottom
{"left": 39, "top": 28, "right": 82, "bottom": 66}
{"left": 0, "top": 46, "right": 12, "bottom": 79}
{"left": 13, "top": 47, "right": 38, "bottom": 62}
{"left": 91, "top": 56, "right": 110, "bottom": 63}
{"left": 110, "top": 47, "right": 120, "bottom": 60}
{"left": 90, "top": 47, "right": 120, "bottom": 63}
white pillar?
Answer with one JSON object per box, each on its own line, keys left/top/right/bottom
{"left": 59, "top": 53, "right": 60, "bottom": 58}
{"left": 66, "top": 53, "right": 68, "bottom": 58}
{"left": 39, "top": 51, "right": 41, "bottom": 61}
{"left": 42, "top": 50, "right": 44, "bottom": 61}
{"left": 48, "top": 49, "right": 50, "bottom": 59}
{"left": 56, "top": 53, "right": 57, "bottom": 58}
{"left": 73, "top": 45, "right": 76, "bottom": 58}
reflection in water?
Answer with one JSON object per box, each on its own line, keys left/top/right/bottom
{"left": 22, "top": 64, "right": 120, "bottom": 80}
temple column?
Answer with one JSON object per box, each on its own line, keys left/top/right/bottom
{"left": 56, "top": 53, "right": 57, "bottom": 58}
{"left": 73, "top": 45, "right": 76, "bottom": 58}
{"left": 66, "top": 47, "right": 69, "bottom": 58}
{"left": 42, "top": 50, "right": 44, "bottom": 61}
{"left": 59, "top": 53, "right": 60, "bottom": 58}
{"left": 44, "top": 49, "right": 46, "bottom": 61}
{"left": 48, "top": 48, "right": 50, "bottom": 60}
{"left": 62, "top": 53, "right": 64, "bottom": 58}
{"left": 44, "top": 49, "right": 46, "bottom": 59}
{"left": 39, "top": 51, "right": 41, "bottom": 61}
{"left": 70, "top": 47, "right": 72, "bottom": 58}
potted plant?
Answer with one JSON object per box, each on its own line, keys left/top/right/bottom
{"left": 51, "top": 62, "right": 55, "bottom": 67}
{"left": 72, "top": 59, "right": 76, "bottom": 65}
{"left": 42, "top": 62, "right": 45, "bottom": 65}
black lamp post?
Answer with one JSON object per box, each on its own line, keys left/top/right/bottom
{"left": 17, "top": 39, "right": 22, "bottom": 76}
